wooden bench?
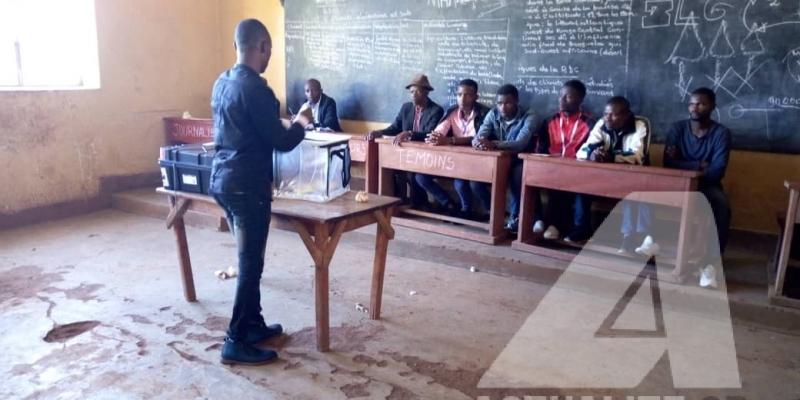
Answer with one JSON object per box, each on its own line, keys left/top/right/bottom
{"left": 375, "top": 138, "right": 512, "bottom": 244}
{"left": 157, "top": 188, "right": 400, "bottom": 352}
{"left": 514, "top": 155, "right": 702, "bottom": 283}
{"left": 770, "top": 181, "right": 800, "bottom": 308}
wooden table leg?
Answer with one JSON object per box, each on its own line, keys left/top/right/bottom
{"left": 776, "top": 187, "right": 799, "bottom": 294}
{"left": 673, "top": 191, "right": 695, "bottom": 281}
{"left": 370, "top": 207, "right": 394, "bottom": 320}
{"left": 489, "top": 156, "right": 511, "bottom": 241}
{"left": 517, "top": 169, "right": 535, "bottom": 244}
{"left": 309, "top": 220, "right": 346, "bottom": 352}
{"left": 167, "top": 197, "right": 196, "bottom": 302}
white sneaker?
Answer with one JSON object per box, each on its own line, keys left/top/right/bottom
{"left": 634, "top": 235, "right": 660, "bottom": 257}
{"left": 533, "top": 220, "right": 546, "bottom": 234}
{"left": 543, "top": 225, "right": 560, "bottom": 240}
{"left": 699, "top": 264, "right": 718, "bottom": 289}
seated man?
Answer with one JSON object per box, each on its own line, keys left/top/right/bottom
{"left": 536, "top": 80, "right": 595, "bottom": 242}
{"left": 577, "top": 96, "right": 652, "bottom": 255}
{"left": 664, "top": 87, "right": 732, "bottom": 289}
{"left": 472, "top": 84, "right": 537, "bottom": 231}
{"left": 299, "top": 78, "right": 342, "bottom": 132}
{"left": 365, "top": 74, "right": 444, "bottom": 207}
{"left": 415, "top": 79, "right": 491, "bottom": 219}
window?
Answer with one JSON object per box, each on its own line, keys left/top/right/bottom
{"left": 0, "top": 0, "right": 100, "bottom": 90}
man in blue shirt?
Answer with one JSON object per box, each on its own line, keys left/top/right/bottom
{"left": 473, "top": 84, "right": 537, "bottom": 232}
{"left": 210, "top": 19, "right": 313, "bottom": 365}
{"left": 664, "top": 87, "right": 732, "bottom": 288}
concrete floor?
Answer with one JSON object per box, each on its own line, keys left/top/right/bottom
{"left": 2, "top": 208, "right": 800, "bottom": 399}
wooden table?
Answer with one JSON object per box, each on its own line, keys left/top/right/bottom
{"left": 375, "top": 139, "right": 512, "bottom": 244}
{"left": 770, "top": 181, "right": 800, "bottom": 308}
{"left": 157, "top": 188, "right": 400, "bottom": 351}
{"left": 514, "top": 155, "right": 702, "bottom": 281}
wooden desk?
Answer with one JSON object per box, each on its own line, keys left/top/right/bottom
{"left": 331, "top": 132, "right": 378, "bottom": 194}
{"left": 375, "top": 139, "right": 512, "bottom": 244}
{"left": 771, "top": 181, "right": 800, "bottom": 308}
{"left": 157, "top": 188, "right": 400, "bottom": 352}
{"left": 514, "top": 155, "right": 702, "bottom": 281}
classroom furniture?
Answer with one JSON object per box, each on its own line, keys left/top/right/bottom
{"left": 157, "top": 188, "right": 400, "bottom": 352}
{"left": 375, "top": 139, "right": 512, "bottom": 244}
{"left": 514, "top": 155, "right": 702, "bottom": 282}
{"left": 770, "top": 181, "right": 800, "bottom": 308}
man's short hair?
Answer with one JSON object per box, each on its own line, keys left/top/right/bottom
{"left": 235, "top": 19, "right": 270, "bottom": 51}
{"left": 563, "top": 79, "right": 587, "bottom": 99}
{"left": 607, "top": 96, "right": 631, "bottom": 112}
{"left": 496, "top": 84, "right": 519, "bottom": 99}
{"left": 306, "top": 78, "right": 321, "bottom": 90}
{"left": 458, "top": 79, "right": 479, "bottom": 93}
{"left": 691, "top": 87, "right": 716, "bottom": 104}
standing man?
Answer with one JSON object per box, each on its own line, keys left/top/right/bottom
{"left": 536, "top": 80, "right": 595, "bottom": 242}
{"left": 472, "top": 84, "right": 537, "bottom": 232}
{"left": 210, "top": 19, "right": 313, "bottom": 365}
{"left": 364, "top": 74, "right": 444, "bottom": 208}
{"left": 664, "top": 87, "right": 732, "bottom": 289}
{"left": 415, "top": 79, "right": 491, "bottom": 219}
{"left": 299, "top": 78, "right": 342, "bottom": 132}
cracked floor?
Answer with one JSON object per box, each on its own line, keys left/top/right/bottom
{"left": 1, "top": 209, "right": 800, "bottom": 399}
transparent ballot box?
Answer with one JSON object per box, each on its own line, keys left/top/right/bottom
{"left": 272, "top": 132, "right": 351, "bottom": 202}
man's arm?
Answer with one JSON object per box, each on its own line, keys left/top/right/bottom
{"left": 577, "top": 119, "right": 606, "bottom": 160}
{"left": 495, "top": 111, "right": 536, "bottom": 152}
{"left": 320, "top": 97, "right": 342, "bottom": 132}
{"left": 473, "top": 110, "right": 496, "bottom": 148}
{"left": 378, "top": 105, "right": 405, "bottom": 136}
{"left": 702, "top": 126, "right": 731, "bottom": 183}
{"left": 411, "top": 105, "right": 444, "bottom": 141}
{"left": 250, "top": 86, "right": 306, "bottom": 152}
{"left": 663, "top": 122, "right": 701, "bottom": 171}
{"left": 613, "top": 119, "right": 648, "bottom": 165}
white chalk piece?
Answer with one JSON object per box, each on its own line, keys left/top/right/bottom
{"left": 409, "top": 291, "right": 417, "bottom": 296}
{"left": 469, "top": 266, "right": 478, "bottom": 272}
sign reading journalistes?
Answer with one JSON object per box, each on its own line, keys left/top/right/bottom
{"left": 163, "top": 117, "right": 214, "bottom": 145}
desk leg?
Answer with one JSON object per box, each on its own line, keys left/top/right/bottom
{"left": 167, "top": 197, "right": 196, "bottom": 302}
{"left": 310, "top": 221, "right": 346, "bottom": 352}
{"left": 370, "top": 207, "right": 394, "bottom": 320}
{"left": 673, "top": 191, "right": 694, "bottom": 281}
{"left": 365, "top": 141, "right": 379, "bottom": 194}
{"left": 489, "top": 158, "right": 511, "bottom": 241}
{"left": 776, "top": 188, "right": 799, "bottom": 294}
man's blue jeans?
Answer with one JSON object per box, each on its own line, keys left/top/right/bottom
{"left": 621, "top": 201, "right": 652, "bottom": 236}
{"left": 415, "top": 174, "right": 491, "bottom": 212}
{"left": 213, "top": 192, "right": 270, "bottom": 342}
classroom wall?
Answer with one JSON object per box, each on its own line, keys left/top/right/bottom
{"left": 0, "top": 0, "right": 225, "bottom": 224}
{"left": 1, "top": 0, "right": 795, "bottom": 233}
{"left": 239, "top": 0, "right": 798, "bottom": 234}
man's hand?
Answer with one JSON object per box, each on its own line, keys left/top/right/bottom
{"left": 364, "top": 131, "right": 383, "bottom": 141}
{"left": 292, "top": 107, "right": 314, "bottom": 128}
{"left": 664, "top": 145, "right": 679, "bottom": 159}
{"left": 425, "top": 132, "right": 447, "bottom": 146}
{"left": 392, "top": 131, "right": 412, "bottom": 146}
{"left": 589, "top": 148, "right": 608, "bottom": 163}
{"left": 474, "top": 138, "right": 496, "bottom": 151}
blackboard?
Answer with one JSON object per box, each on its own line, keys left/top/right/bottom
{"left": 285, "top": 0, "right": 800, "bottom": 153}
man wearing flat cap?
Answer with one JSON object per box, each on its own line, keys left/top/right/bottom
{"left": 365, "top": 74, "right": 444, "bottom": 207}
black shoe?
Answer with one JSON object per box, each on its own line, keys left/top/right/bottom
{"left": 564, "top": 230, "right": 590, "bottom": 244}
{"left": 505, "top": 218, "right": 519, "bottom": 233}
{"left": 246, "top": 322, "right": 283, "bottom": 345}
{"left": 220, "top": 338, "right": 278, "bottom": 365}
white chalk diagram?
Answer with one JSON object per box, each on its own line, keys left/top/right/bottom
{"left": 647, "top": 0, "right": 800, "bottom": 144}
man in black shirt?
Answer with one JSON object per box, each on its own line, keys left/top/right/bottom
{"left": 210, "top": 19, "right": 313, "bottom": 365}
{"left": 664, "top": 87, "right": 732, "bottom": 289}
